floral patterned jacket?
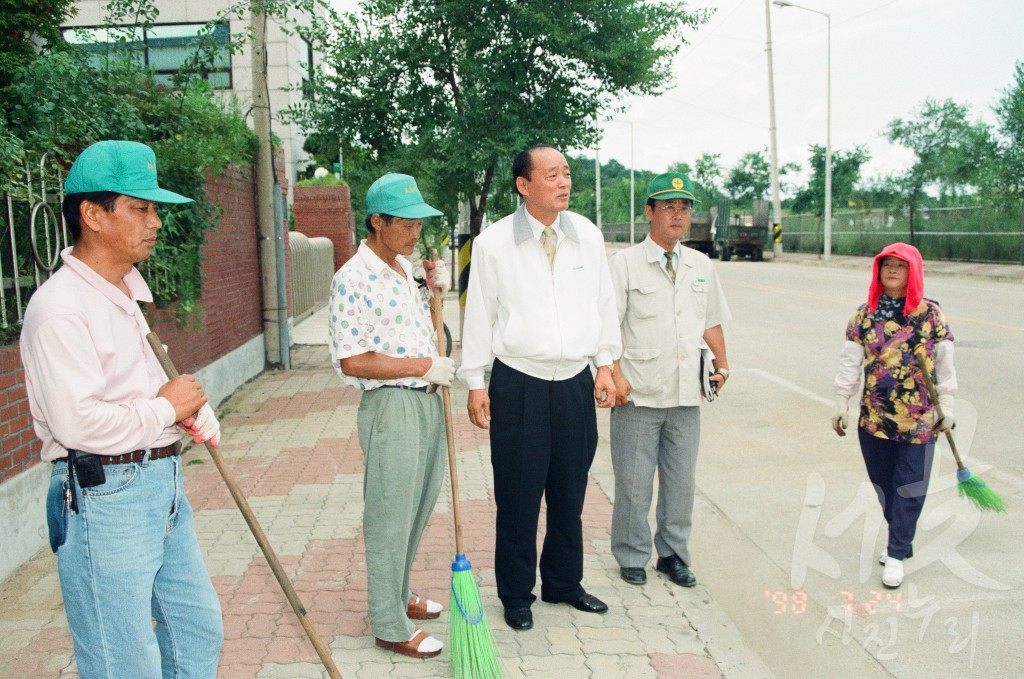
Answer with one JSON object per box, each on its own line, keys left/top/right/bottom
{"left": 846, "top": 298, "right": 953, "bottom": 443}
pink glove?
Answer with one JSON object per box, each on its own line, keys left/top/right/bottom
{"left": 423, "top": 259, "right": 451, "bottom": 297}
{"left": 180, "top": 404, "right": 221, "bottom": 447}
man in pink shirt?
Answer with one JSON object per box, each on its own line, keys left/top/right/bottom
{"left": 20, "top": 140, "right": 223, "bottom": 677}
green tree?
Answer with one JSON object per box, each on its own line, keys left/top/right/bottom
{"left": 993, "top": 61, "right": 1024, "bottom": 199}
{"left": 693, "top": 152, "right": 722, "bottom": 199}
{"left": 724, "top": 150, "right": 771, "bottom": 205}
{"left": 887, "top": 98, "right": 995, "bottom": 211}
{"left": 853, "top": 173, "right": 905, "bottom": 212}
{"left": 0, "top": 0, "right": 78, "bottom": 87}
{"left": 789, "top": 144, "right": 869, "bottom": 216}
{"left": 291, "top": 0, "right": 710, "bottom": 237}
{"left": 0, "top": 0, "right": 256, "bottom": 335}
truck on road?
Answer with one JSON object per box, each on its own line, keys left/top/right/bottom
{"left": 716, "top": 198, "right": 769, "bottom": 262}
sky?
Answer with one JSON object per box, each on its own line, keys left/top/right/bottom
{"left": 326, "top": 0, "right": 1024, "bottom": 189}
{"left": 590, "top": 0, "right": 1024, "bottom": 187}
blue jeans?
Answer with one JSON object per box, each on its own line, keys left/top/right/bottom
{"left": 48, "top": 455, "right": 223, "bottom": 678}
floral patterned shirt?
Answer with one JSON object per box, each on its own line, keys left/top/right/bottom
{"left": 846, "top": 296, "right": 953, "bottom": 443}
{"left": 329, "top": 241, "right": 437, "bottom": 391}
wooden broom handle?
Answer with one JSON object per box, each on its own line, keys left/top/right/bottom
{"left": 146, "top": 334, "right": 343, "bottom": 679}
{"left": 915, "top": 349, "right": 966, "bottom": 472}
{"left": 427, "top": 252, "right": 465, "bottom": 555}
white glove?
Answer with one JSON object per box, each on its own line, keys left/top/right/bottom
{"left": 936, "top": 393, "right": 955, "bottom": 432}
{"left": 181, "top": 404, "right": 221, "bottom": 447}
{"left": 831, "top": 393, "right": 850, "bottom": 437}
{"left": 424, "top": 259, "right": 451, "bottom": 297}
{"left": 422, "top": 356, "right": 456, "bottom": 387}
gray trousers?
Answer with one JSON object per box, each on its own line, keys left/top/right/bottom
{"left": 610, "top": 402, "right": 700, "bottom": 568}
{"left": 357, "top": 387, "right": 446, "bottom": 642}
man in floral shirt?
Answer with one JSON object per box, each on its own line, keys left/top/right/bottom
{"left": 329, "top": 173, "right": 454, "bottom": 659}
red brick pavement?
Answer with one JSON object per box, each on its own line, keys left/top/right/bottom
{"left": 0, "top": 344, "right": 727, "bottom": 678}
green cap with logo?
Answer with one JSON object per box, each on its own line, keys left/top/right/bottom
{"left": 646, "top": 172, "right": 699, "bottom": 204}
{"left": 365, "top": 173, "right": 443, "bottom": 219}
{"left": 64, "top": 140, "right": 193, "bottom": 204}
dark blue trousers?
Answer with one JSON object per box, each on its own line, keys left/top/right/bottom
{"left": 489, "top": 359, "right": 598, "bottom": 609}
{"left": 858, "top": 430, "right": 935, "bottom": 560}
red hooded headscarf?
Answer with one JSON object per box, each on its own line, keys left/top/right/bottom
{"left": 867, "top": 242, "right": 924, "bottom": 316}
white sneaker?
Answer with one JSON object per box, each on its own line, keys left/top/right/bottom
{"left": 882, "top": 558, "right": 904, "bottom": 588}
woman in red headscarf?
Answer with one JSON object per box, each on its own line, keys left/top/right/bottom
{"left": 831, "top": 242, "right": 957, "bottom": 589}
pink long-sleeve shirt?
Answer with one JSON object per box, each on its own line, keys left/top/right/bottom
{"left": 20, "top": 248, "right": 180, "bottom": 462}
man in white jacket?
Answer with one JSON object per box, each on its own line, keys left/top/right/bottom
{"left": 459, "top": 145, "right": 621, "bottom": 631}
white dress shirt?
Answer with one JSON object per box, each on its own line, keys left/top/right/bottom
{"left": 458, "top": 204, "right": 622, "bottom": 390}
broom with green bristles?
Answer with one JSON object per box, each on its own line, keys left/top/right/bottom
{"left": 427, "top": 257, "right": 503, "bottom": 679}
{"left": 916, "top": 350, "right": 1006, "bottom": 512}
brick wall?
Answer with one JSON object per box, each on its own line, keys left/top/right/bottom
{"left": 0, "top": 347, "right": 34, "bottom": 479}
{"left": 148, "top": 165, "right": 264, "bottom": 373}
{"left": 292, "top": 184, "right": 356, "bottom": 272}
{"left": 0, "top": 160, "right": 288, "bottom": 484}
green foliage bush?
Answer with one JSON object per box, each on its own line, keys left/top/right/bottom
{"left": 295, "top": 174, "right": 347, "bottom": 187}
{"left": 1, "top": 15, "right": 256, "bottom": 341}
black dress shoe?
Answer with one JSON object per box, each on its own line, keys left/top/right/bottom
{"left": 656, "top": 554, "right": 697, "bottom": 588}
{"left": 620, "top": 567, "right": 647, "bottom": 585}
{"left": 503, "top": 607, "right": 533, "bottom": 631}
{"left": 542, "top": 592, "right": 608, "bottom": 613}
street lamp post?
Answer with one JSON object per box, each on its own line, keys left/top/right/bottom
{"left": 764, "top": 0, "right": 783, "bottom": 257}
{"left": 774, "top": 0, "right": 831, "bottom": 262}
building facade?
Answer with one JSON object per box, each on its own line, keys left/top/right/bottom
{"left": 64, "top": 0, "right": 322, "bottom": 195}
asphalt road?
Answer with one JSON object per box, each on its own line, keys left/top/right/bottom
{"left": 684, "top": 256, "right": 1024, "bottom": 678}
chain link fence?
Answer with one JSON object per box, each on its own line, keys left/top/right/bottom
{"left": 782, "top": 205, "right": 1024, "bottom": 264}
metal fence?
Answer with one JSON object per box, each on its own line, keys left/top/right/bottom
{"left": 602, "top": 222, "right": 650, "bottom": 243}
{"left": 1, "top": 156, "right": 68, "bottom": 335}
{"left": 288, "top": 231, "right": 334, "bottom": 321}
{"left": 1, "top": 155, "right": 193, "bottom": 338}
{"left": 782, "top": 205, "right": 1024, "bottom": 264}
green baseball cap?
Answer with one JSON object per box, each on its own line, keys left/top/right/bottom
{"left": 64, "top": 140, "right": 193, "bottom": 204}
{"left": 365, "top": 173, "right": 443, "bottom": 219}
{"left": 646, "top": 172, "right": 699, "bottom": 204}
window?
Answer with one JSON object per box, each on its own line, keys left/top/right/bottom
{"left": 298, "top": 36, "right": 314, "bottom": 99}
{"left": 63, "top": 22, "right": 232, "bottom": 89}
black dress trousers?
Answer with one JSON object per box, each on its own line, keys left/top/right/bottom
{"left": 488, "top": 359, "right": 598, "bottom": 608}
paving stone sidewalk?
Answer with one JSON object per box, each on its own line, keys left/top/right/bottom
{"left": 0, "top": 330, "right": 758, "bottom": 679}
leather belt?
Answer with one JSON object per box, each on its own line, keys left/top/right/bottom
{"left": 98, "top": 442, "right": 182, "bottom": 465}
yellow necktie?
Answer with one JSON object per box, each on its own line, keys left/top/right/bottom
{"left": 665, "top": 251, "right": 676, "bottom": 284}
{"left": 542, "top": 227, "right": 557, "bottom": 270}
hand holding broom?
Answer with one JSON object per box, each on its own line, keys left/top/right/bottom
{"left": 915, "top": 349, "right": 1005, "bottom": 513}
{"left": 146, "top": 333, "right": 344, "bottom": 679}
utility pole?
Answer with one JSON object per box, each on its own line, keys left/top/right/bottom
{"left": 765, "top": 0, "right": 783, "bottom": 256}
{"left": 595, "top": 150, "right": 602, "bottom": 231}
{"left": 252, "top": 6, "right": 286, "bottom": 367}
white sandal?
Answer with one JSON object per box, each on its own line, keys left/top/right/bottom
{"left": 375, "top": 628, "right": 443, "bottom": 658}
{"left": 407, "top": 594, "right": 443, "bottom": 620}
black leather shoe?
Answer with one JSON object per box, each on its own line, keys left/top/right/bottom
{"left": 503, "top": 607, "right": 533, "bottom": 631}
{"left": 542, "top": 592, "right": 608, "bottom": 613}
{"left": 620, "top": 567, "right": 647, "bottom": 585}
{"left": 656, "top": 554, "right": 697, "bottom": 588}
